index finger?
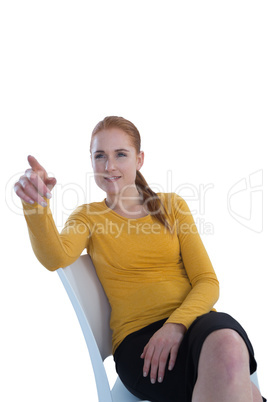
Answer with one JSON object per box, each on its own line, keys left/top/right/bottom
{"left": 142, "top": 344, "right": 155, "bottom": 378}
{"left": 27, "top": 155, "right": 47, "bottom": 174}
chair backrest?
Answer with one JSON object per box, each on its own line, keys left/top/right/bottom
{"left": 57, "top": 254, "right": 112, "bottom": 360}
{"left": 57, "top": 255, "right": 150, "bottom": 402}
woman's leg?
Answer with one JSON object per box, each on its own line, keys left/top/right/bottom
{"left": 192, "top": 328, "right": 263, "bottom": 402}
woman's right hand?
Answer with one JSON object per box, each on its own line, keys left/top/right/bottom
{"left": 14, "top": 155, "right": 57, "bottom": 207}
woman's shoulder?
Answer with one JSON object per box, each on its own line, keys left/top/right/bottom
{"left": 157, "top": 192, "right": 186, "bottom": 205}
{"left": 67, "top": 199, "right": 109, "bottom": 221}
{"left": 157, "top": 192, "right": 191, "bottom": 216}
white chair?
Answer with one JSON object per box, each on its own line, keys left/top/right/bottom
{"left": 57, "top": 254, "right": 260, "bottom": 402}
{"left": 57, "top": 254, "right": 149, "bottom": 402}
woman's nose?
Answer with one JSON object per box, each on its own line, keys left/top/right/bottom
{"left": 105, "top": 157, "right": 116, "bottom": 172}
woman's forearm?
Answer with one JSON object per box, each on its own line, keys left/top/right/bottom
{"left": 165, "top": 275, "right": 220, "bottom": 329}
{"left": 23, "top": 200, "right": 89, "bottom": 271}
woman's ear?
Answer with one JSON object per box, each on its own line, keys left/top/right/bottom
{"left": 136, "top": 151, "right": 144, "bottom": 171}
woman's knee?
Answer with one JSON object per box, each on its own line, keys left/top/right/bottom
{"left": 199, "top": 329, "right": 250, "bottom": 379}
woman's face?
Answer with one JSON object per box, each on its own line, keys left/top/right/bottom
{"left": 91, "top": 128, "right": 144, "bottom": 197}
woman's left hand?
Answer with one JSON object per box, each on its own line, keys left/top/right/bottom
{"left": 140, "top": 322, "right": 186, "bottom": 384}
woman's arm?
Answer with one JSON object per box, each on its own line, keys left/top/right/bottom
{"left": 22, "top": 200, "right": 89, "bottom": 271}
{"left": 165, "top": 194, "right": 219, "bottom": 328}
{"left": 15, "top": 156, "right": 90, "bottom": 271}
{"left": 141, "top": 193, "right": 219, "bottom": 384}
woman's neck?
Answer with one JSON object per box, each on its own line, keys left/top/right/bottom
{"left": 105, "top": 187, "right": 147, "bottom": 218}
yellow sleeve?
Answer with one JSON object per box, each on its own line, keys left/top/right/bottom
{"left": 165, "top": 193, "right": 219, "bottom": 329}
{"left": 22, "top": 200, "right": 90, "bottom": 271}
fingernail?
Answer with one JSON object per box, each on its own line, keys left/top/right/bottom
{"left": 143, "top": 371, "right": 147, "bottom": 377}
{"left": 29, "top": 199, "right": 35, "bottom": 204}
{"left": 151, "top": 378, "right": 156, "bottom": 384}
{"left": 158, "top": 377, "right": 162, "bottom": 383}
{"left": 46, "top": 192, "right": 52, "bottom": 199}
{"left": 41, "top": 201, "right": 47, "bottom": 207}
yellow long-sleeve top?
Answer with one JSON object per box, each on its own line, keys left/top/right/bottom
{"left": 23, "top": 192, "right": 219, "bottom": 354}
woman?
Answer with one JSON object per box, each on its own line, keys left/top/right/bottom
{"left": 14, "top": 116, "right": 265, "bottom": 402}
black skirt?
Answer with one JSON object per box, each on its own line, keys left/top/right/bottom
{"left": 114, "top": 311, "right": 264, "bottom": 402}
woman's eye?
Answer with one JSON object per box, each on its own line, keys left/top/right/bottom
{"left": 95, "top": 154, "right": 104, "bottom": 159}
{"left": 94, "top": 152, "right": 126, "bottom": 160}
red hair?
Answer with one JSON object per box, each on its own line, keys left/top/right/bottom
{"left": 90, "top": 116, "right": 170, "bottom": 230}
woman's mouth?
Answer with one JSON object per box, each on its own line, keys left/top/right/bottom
{"left": 104, "top": 176, "right": 122, "bottom": 182}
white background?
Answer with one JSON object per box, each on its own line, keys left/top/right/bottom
{"left": 1, "top": 1, "right": 267, "bottom": 400}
